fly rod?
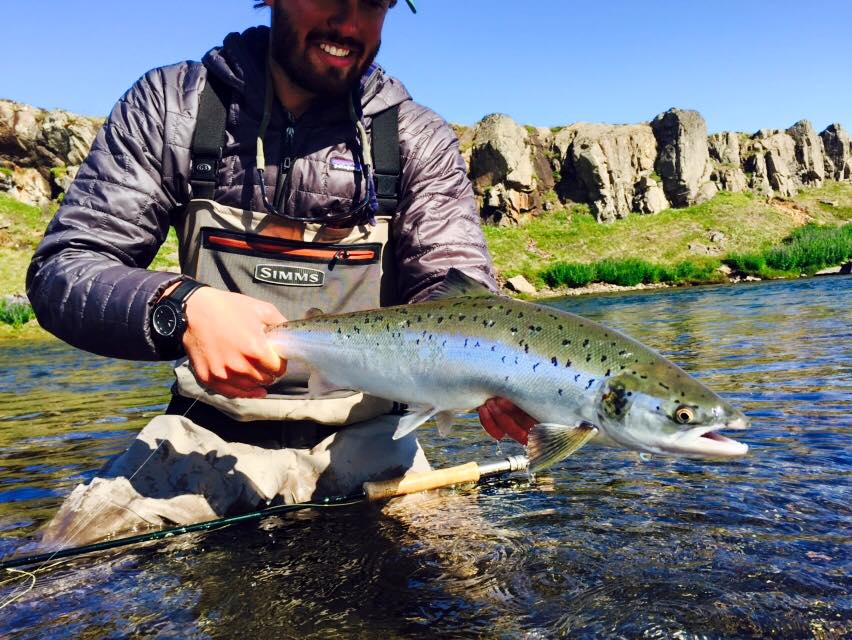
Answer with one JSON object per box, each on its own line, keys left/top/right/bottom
{"left": 0, "top": 455, "right": 528, "bottom": 571}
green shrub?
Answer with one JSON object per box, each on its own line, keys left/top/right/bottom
{"left": 724, "top": 252, "right": 767, "bottom": 274}
{"left": 594, "top": 258, "right": 660, "bottom": 286}
{"left": 0, "top": 299, "right": 35, "bottom": 327}
{"left": 764, "top": 223, "right": 852, "bottom": 273}
{"left": 542, "top": 262, "right": 596, "bottom": 288}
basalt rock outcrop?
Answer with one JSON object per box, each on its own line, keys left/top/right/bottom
{"left": 0, "top": 99, "right": 103, "bottom": 207}
{"left": 1, "top": 98, "right": 850, "bottom": 225}
{"left": 464, "top": 109, "right": 851, "bottom": 224}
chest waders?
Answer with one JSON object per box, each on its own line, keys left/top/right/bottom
{"left": 172, "top": 73, "right": 404, "bottom": 429}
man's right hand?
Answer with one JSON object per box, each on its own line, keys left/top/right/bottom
{"left": 181, "top": 287, "right": 287, "bottom": 398}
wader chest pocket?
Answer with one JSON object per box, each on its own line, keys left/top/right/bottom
{"left": 197, "top": 228, "right": 384, "bottom": 322}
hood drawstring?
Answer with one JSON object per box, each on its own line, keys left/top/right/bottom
{"left": 349, "top": 95, "right": 379, "bottom": 225}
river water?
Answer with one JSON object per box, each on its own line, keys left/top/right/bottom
{"left": 0, "top": 277, "right": 849, "bottom": 638}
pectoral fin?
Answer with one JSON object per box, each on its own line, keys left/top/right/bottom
{"left": 392, "top": 405, "right": 440, "bottom": 440}
{"left": 527, "top": 422, "right": 598, "bottom": 473}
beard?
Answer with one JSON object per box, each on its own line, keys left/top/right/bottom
{"left": 269, "top": 6, "right": 381, "bottom": 98}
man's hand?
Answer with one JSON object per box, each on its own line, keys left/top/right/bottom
{"left": 181, "top": 287, "right": 287, "bottom": 398}
{"left": 477, "top": 397, "right": 537, "bottom": 445}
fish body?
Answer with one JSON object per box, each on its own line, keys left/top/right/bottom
{"left": 268, "top": 270, "right": 748, "bottom": 466}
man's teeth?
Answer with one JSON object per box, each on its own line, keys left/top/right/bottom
{"left": 319, "top": 43, "right": 351, "bottom": 58}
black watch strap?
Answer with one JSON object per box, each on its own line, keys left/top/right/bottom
{"left": 166, "top": 279, "right": 207, "bottom": 307}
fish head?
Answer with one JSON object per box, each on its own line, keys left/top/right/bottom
{"left": 593, "top": 362, "right": 749, "bottom": 458}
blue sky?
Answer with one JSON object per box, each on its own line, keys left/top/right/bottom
{"left": 1, "top": 1, "right": 849, "bottom": 134}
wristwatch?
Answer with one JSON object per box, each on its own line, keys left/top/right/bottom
{"left": 151, "top": 279, "right": 207, "bottom": 353}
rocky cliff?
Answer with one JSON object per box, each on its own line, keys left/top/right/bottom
{"left": 466, "top": 109, "right": 852, "bottom": 224}
{"left": 1, "top": 98, "right": 850, "bottom": 226}
{"left": 0, "top": 99, "right": 103, "bottom": 207}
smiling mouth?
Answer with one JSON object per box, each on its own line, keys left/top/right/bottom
{"left": 318, "top": 42, "right": 355, "bottom": 59}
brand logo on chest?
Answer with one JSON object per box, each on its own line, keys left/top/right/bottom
{"left": 254, "top": 264, "right": 325, "bottom": 287}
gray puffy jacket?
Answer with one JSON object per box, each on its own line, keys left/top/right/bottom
{"left": 27, "top": 26, "right": 496, "bottom": 361}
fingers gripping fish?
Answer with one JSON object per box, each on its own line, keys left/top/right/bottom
{"left": 267, "top": 269, "right": 749, "bottom": 472}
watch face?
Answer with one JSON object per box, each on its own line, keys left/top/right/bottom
{"left": 152, "top": 304, "right": 179, "bottom": 337}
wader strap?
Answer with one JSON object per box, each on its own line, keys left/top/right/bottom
{"left": 371, "top": 105, "right": 400, "bottom": 214}
{"left": 190, "top": 75, "right": 228, "bottom": 200}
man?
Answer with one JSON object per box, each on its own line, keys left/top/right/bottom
{"left": 27, "top": 0, "right": 534, "bottom": 546}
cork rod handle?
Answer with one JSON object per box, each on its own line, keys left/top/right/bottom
{"left": 363, "top": 462, "right": 481, "bottom": 501}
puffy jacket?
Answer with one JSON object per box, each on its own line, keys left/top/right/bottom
{"left": 27, "top": 26, "right": 496, "bottom": 361}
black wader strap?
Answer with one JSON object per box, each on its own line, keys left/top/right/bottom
{"left": 371, "top": 105, "right": 400, "bottom": 214}
{"left": 190, "top": 75, "right": 228, "bottom": 200}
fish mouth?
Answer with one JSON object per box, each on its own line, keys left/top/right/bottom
{"left": 661, "top": 419, "right": 749, "bottom": 458}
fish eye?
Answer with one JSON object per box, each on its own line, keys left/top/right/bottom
{"left": 674, "top": 405, "right": 695, "bottom": 424}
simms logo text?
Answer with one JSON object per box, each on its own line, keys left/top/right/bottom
{"left": 254, "top": 264, "right": 325, "bottom": 287}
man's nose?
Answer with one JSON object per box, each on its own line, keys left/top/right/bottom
{"left": 327, "top": 0, "right": 362, "bottom": 38}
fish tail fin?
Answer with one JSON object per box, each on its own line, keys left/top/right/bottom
{"left": 527, "top": 423, "right": 598, "bottom": 473}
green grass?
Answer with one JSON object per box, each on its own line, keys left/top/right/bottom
{"left": 485, "top": 182, "right": 852, "bottom": 288}
{"left": 543, "top": 256, "right": 725, "bottom": 289}
{"left": 725, "top": 223, "right": 852, "bottom": 278}
{"left": 0, "top": 298, "right": 35, "bottom": 327}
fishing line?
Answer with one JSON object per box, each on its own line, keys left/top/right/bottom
{"left": 0, "top": 397, "right": 201, "bottom": 608}
{"left": 0, "top": 568, "right": 36, "bottom": 610}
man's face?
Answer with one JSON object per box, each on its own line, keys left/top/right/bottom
{"left": 266, "top": 0, "right": 389, "bottom": 98}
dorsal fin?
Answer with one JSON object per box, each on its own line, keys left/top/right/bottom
{"left": 427, "top": 268, "right": 494, "bottom": 301}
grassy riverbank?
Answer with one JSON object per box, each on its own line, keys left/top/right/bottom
{"left": 483, "top": 183, "right": 852, "bottom": 290}
{"left": 1, "top": 183, "right": 851, "bottom": 336}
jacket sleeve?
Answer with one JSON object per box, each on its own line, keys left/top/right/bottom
{"left": 26, "top": 67, "right": 192, "bottom": 360}
{"left": 392, "top": 103, "right": 498, "bottom": 303}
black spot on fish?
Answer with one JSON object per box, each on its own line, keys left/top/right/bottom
{"left": 518, "top": 312, "right": 524, "bottom": 318}
{"left": 601, "top": 355, "right": 607, "bottom": 362}
{"left": 605, "top": 368, "right": 611, "bottom": 376}
{"left": 437, "top": 317, "right": 444, "bottom": 324}
{"left": 416, "top": 339, "right": 420, "bottom": 345}
{"left": 558, "top": 324, "right": 563, "bottom": 330}
{"left": 586, "top": 354, "right": 592, "bottom": 362}
{"left": 574, "top": 374, "right": 581, "bottom": 382}
{"left": 551, "top": 356, "right": 558, "bottom": 366}
{"left": 364, "top": 318, "right": 370, "bottom": 324}
{"left": 417, "top": 315, "right": 422, "bottom": 322}
{"left": 640, "top": 375, "right": 648, "bottom": 380}
{"left": 586, "top": 378, "right": 595, "bottom": 389}
{"left": 501, "top": 356, "right": 506, "bottom": 363}
{"left": 464, "top": 339, "right": 469, "bottom": 347}
{"left": 532, "top": 363, "right": 539, "bottom": 371}
{"left": 473, "top": 315, "right": 478, "bottom": 321}
{"left": 505, "top": 375, "right": 509, "bottom": 382}
{"left": 491, "top": 345, "right": 496, "bottom": 351}
{"left": 562, "top": 339, "right": 571, "bottom": 346}
{"left": 529, "top": 325, "right": 536, "bottom": 332}
{"left": 558, "top": 389, "right": 563, "bottom": 396}
{"left": 659, "top": 382, "right": 670, "bottom": 390}
{"left": 611, "top": 342, "right": 616, "bottom": 347}
{"left": 442, "top": 340, "right": 447, "bottom": 347}
{"left": 565, "top": 359, "right": 572, "bottom": 367}
{"left": 619, "top": 350, "right": 627, "bottom": 356}
{"left": 337, "top": 328, "right": 342, "bottom": 334}
{"left": 511, "top": 327, "right": 518, "bottom": 334}
{"left": 483, "top": 319, "right": 488, "bottom": 327}
{"left": 458, "top": 315, "right": 466, "bottom": 321}
{"left": 524, "top": 344, "right": 529, "bottom": 354}
{"left": 475, "top": 341, "right": 481, "bottom": 347}
{"left": 505, "top": 309, "right": 512, "bottom": 316}
{"left": 583, "top": 339, "right": 590, "bottom": 347}
{"left": 386, "top": 323, "right": 390, "bottom": 332}
{"left": 333, "top": 319, "right": 339, "bottom": 324}
{"left": 514, "top": 357, "right": 519, "bottom": 365}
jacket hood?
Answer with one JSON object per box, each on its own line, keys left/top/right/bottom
{"left": 202, "top": 25, "right": 410, "bottom": 118}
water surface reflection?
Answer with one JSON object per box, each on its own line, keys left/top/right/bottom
{"left": 1, "top": 277, "right": 849, "bottom": 638}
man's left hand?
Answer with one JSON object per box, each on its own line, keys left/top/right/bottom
{"left": 477, "top": 397, "right": 537, "bottom": 445}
